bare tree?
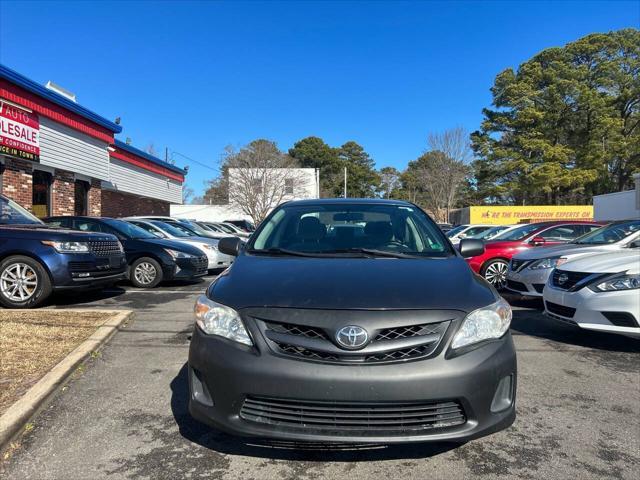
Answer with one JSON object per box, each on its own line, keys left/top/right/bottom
{"left": 378, "top": 166, "right": 401, "bottom": 199}
{"left": 182, "top": 185, "right": 195, "bottom": 204}
{"left": 224, "top": 140, "right": 306, "bottom": 224}
{"left": 422, "top": 127, "right": 471, "bottom": 221}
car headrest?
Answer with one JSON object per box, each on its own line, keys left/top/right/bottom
{"left": 364, "top": 221, "right": 393, "bottom": 242}
{"left": 297, "top": 217, "right": 326, "bottom": 241}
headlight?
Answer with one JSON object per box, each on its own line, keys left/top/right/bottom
{"left": 589, "top": 273, "right": 640, "bottom": 292}
{"left": 116, "top": 241, "right": 124, "bottom": 253}
{"left": 164, "top": 248, "right": 195, "bottom": 259}
{"left": 194, "top": 295, "right": 252, "bottom": 346}
{"left": 528, "top": 257, "right": 567, "bottom": 270}
{"left": 451, "top": 297, "right": 512, "bottom": 349}
{"left": 42, "top": 241, "right": 89, "bottom": 253}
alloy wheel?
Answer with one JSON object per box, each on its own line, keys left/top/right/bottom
{"left": 134, "top": 262, "right": 157, "bottom": 286}
{"left": 484, "top": 261, "right": 508, "bottom": 289}
{"left": 0, "top": 263, "right": 38, "bottom": 301}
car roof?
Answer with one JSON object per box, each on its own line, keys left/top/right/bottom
{"left": 283, "top": 198, "right": 414, "bottom": 207}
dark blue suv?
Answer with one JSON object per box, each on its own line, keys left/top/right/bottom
{"left": 0, "top": 195, "right": 127, "bottom": 308}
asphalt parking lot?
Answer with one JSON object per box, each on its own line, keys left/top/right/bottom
{"left": 2, "top": 273, "right": 639, "bottom": 480}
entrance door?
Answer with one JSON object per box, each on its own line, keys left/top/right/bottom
{"left": 32, "top": 170, "right": 51, "bottom": 218}
{"left": 74, "top": 180, "right": 89, "bottom": 216}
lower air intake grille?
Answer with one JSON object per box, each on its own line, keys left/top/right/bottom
{"left": 506, "top": 279, "right": 527, "bottom": 292}
{"left": 545, "top": 301, "right": 576, "bottom": 318}
{"left": 240, "top": 396, "right": 466, "bottom": 435}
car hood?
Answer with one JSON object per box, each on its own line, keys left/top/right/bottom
{"left": 209, "top": 254, "right": 496, "bottom": 311}
{"left": 560, "top": 251, "right": 640, "bottom": 274}
{"left": 513, "top": 243, "right": 613, "bottom": 260}
{"left": 133, "top": 238, "right": 206, "bottom": 256}
{"left": 0, "top": 225, "right": 117, "bottom": 242}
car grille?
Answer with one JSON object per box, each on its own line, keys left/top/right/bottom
{"left": 506, "top": 279, "right": 527, "bottom": 292}
{"left": 374, "top": 324, "right": 442, "bottom": 341}
{"left": 260, "top": 318, "right": 450, "bottom": 364}
{"left": 545, "top": 301, "right": 576, "bottom": 318}
{"left": 189, "top": 256, "right": 209, "bottom": 275}
{"left": 551, "top": 269, "right": 592, "bottom": 290}
{"left": 89, "top": 241, "right": 122, "bottom": 257}
{"left": 239, "top": 396, "right": 466, "bottom": 435}
{"left": 510, "top": 259, "right": 532, "bottom": 272}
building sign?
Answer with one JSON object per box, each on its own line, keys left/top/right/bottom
{"left": 0, "top": 100, "right": 40, "bottom": 162}
{"left": 469, "top": 205, "right": 594, "bottom": 225}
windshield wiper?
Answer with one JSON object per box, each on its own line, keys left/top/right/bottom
{"left": 327, "top": 248, "right": 423, "bottom": 259}
{"left": 248, "top": 247, "right": 328, "bottom": 257}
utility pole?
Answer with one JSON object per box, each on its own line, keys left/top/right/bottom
{"left": 344, "top": 166, "right": 347, "bottom": 198}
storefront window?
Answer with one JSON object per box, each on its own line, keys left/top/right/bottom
{"left": 74, "top": 180, "right": 89, "bottom": 216}
{"left": 32, "top": 170, "right": 51, "bottom": 218}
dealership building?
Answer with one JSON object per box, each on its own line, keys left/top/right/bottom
{"left": 0, "top": 64, "right": 186, "bottom": 218}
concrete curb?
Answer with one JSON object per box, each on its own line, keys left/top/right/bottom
{"left": 0, "top": 309, "right": 134, "bottom": 450}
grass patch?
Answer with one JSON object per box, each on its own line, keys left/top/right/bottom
{"left": 0, "top": 310, "right": 118, "bottom": 417}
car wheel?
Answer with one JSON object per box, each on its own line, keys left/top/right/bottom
{"left": 130, "top": 257, "right": 163, "bottom": 288}
{"left": 0, "top": 255, "right": 52, "bottom": 308}
{"left": 482, "top": 259, "right": 509, "bottom": 290}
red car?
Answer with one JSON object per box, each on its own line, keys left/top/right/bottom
{"left": 466, "top": 221, "right": 602, "bottom": 289}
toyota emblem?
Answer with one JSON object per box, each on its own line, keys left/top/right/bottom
{"left": 557, "top": 273, "right": 569, "bottom": 285}
{"left": 335, "top": 326, "right": 369, "bottom": 350}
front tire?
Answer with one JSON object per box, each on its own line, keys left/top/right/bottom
{"left": 481, "top": 259, "right": 509, "bottom": 290}
{"left": 130, "top": 257, "right": 163, "bottom": 288}
{"left": 0, "top": 255, "right": 52, "bottom": 308}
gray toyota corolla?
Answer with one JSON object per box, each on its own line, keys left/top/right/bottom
{"left": 188, "top": 199, "right": 516, "bottom": 443}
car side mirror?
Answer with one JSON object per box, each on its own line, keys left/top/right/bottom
{"left": 530, "top": 236, "right": 546, "bottom": 246}
{"left": 218, "top": 236, "right": 243, "bottom": 256}
{"left": 458, "top": 239, "right": 485, "bottom": 258}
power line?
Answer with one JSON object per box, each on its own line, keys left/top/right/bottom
{"left": 170, "top": 150, "right": 219, "bottom": 173}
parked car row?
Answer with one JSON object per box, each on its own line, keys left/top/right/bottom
{"left": 0, "top": 193, "right": 254, "bottom": 308}
{"left": 504, "top": 220, "right": 640, "bottom": 338}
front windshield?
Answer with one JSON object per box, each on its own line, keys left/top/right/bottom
{"left": 215, "top": 223, "right": 236, "bottom": 233}
{"left": 104, "top": 219, "right": 156, "bottom": 239}
{"left": 249, "top": 203, "right": 453, "bottom": 257}
{"left": 491, "top": 223, "right": 541, "bottom": 241}
{"left": 169, "top": 221, "right": 200, "bottom": 236}
{"left": 574, "top": 220, "right": 640, "bottom": 245}
{"left": 476, "top": 226, "right": 509, "bottom": 240}
{"left": 0, "top": 196, "right": 43, "bottom": 225}
{"left": 446, "top": 225, "right": 467, "bottom": 238}
{"left": 151, "top": 221, "right": 193, "bottom": 238}
{"left": 179, "top": 221, "right": 209, "bottom": 235}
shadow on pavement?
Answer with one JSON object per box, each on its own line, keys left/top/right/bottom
{"left": 169, "top": 364, "right": 460, "bottom": 461}
{"left": 503, "top": 293, "right": 640, "bottom": 353}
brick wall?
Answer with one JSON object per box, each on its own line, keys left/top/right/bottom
{"left": 51, "top": 169, "right": 75, "bottom": 216}
{"left": 89, "top": 179, "right": 102, "bottom": 216}
{"left": 101, "top": 189, "right": 170, "bottom": 218}
{"left": 1, "top": 157, "right": 33, "bottom": 210}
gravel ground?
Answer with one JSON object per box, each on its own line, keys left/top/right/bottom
{"left": 1, "top": 279, "right": 638, "bottom": 480}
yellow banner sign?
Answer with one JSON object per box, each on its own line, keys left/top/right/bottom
{"left": 470, "top": 205, "right": 593, "bottom": 225}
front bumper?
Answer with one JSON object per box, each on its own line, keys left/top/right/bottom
{"left": 206, "top": 251, "right": 234, "bottom": 270}
{"left": 505, "top": 268, "right": 551, "bottom": 297}
{"left": 543, "top": 285, "right": 640, "bottom": 338}
{"left": 164, "top": 255, "right": 209, "bottom": 281}
{"left": 188, "top": 326, "right": 517, "bottom": 443}
{"left": 49, "top": 252, "right": 127, "bottom": 290}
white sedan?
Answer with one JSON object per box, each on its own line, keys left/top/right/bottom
{"left": 543, "top": 249, "right": 640, "bottom": 338}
